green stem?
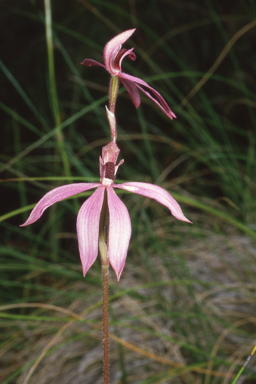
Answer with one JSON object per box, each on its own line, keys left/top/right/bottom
{"left": 99, "top": 190, "right": 109, "bottom": 384}
{"left": 231, "top": 345, "right": 256, "bottom": 384}
{"left": 109, "top": 75, "right": 120, "bottom": 115}
{"left": 44, "top": 0, "right": 73, "bottom": 261}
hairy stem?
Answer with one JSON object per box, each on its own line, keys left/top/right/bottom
{"left": 109, "top": 75, "right": 120, "bottom": 115}
{"left": 99, "top": 190, "right": 109, "bottom": 384}
{"left": 102, "top": 262, "right": 109, "bottom": 384}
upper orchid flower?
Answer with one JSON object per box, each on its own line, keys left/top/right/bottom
{"left": 21, "top": 144, "right": 191, "bottom": 281}
{"left": 81, "top": 29, "right": 176, "bottom": 120}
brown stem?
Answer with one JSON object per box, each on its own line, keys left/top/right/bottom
{"left": 99, "top": 190, "right": 109, "bottom": 384}
{"left": 102, "top": 262, "right": 109, "bottom": 384}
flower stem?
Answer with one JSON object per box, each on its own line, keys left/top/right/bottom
{"left": 102, "top": 262, "right": 109, "bottom": 384}
{"left": 99, "top": 190, "right": 109, "bottom": 384}
{"left": 109, "top": 75, "right": 120, "bottom": 115}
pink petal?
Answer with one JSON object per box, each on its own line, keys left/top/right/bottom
{"left": 103, "top": 29, "right": 136, "bottom": 73}
{"left": 120, "top": 78, "right": 141, "bottom": 108}
{"left": 81, "top": 59, "right": 106, "bottom": 69}
{"left": 77, "top": 186, "right": 105, "bottom": 276}
{"left": 119, "top": 72, "right": 176, "bottom": 119}
{"left": 107, "top": 187, "right": 132, "bottom": 281}
{"left": 114, "top": 182, "right": 192, "bottom": 223}
{"left": 115, "top": 48, "right": 136, "bottom": 72}
{"left": 20, "top": 183, "right": 100, "bottom": 226}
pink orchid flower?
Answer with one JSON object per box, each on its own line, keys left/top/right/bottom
{"left": 81, "top": 29, "right": 176, "bottom": 120}
{"left": 21, "top": 142, "right": 191, "bottom": 281}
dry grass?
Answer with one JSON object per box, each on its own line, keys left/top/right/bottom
{"left": 1, "top": 216, "right": 255, "bottom": 384}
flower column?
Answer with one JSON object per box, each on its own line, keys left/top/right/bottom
{"left": 98, "top": 104, "right": 121, "bottom": 384}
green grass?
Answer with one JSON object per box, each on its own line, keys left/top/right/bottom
{"left": 0, "top": 0, "right": 256, "bottom": 383}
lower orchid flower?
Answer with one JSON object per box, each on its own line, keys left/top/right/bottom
{"left": 21, "top": 141, "right": 191, "bottom": 281}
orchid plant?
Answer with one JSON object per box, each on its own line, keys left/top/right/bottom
{"left": 21, "top": 29, "right": 191, "bottom": 383}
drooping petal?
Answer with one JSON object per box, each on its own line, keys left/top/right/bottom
{"left": 107, "top": 187, "right": 132, "bottom": 281}
{"left": 77, "top": 186, "right": 105, "bottom": 276}
{"left": 103, "top": 29, "right": 136, "bottom": 74}
{"left": 119, "top": 72, "right": 176, "bottom": 119}
{"left": 114, "top": 182, "right": 192, "bottom": 223}
{"left": 113, "top": 48, "right": 136, "bottom": 73}
{"left": 20, "top": 183, "right": 100, "bottom": 226}
{"left": 81, "top": 59, "right": 106, "bottom": 69}
{"left": 135, "top": 83, "right": 176, "bottom": 119}
{"left": 120, "top": 78, "right": 141, "bottom": 108}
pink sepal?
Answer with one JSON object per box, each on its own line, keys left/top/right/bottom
{"left": 107, "top": 187, "right": 132, "bottom": 281}
{"left": 114, "top": 182, "right": 191, "bottom": 223}
{"left": 103, "top": 29, "right": 136, "bottom": 74}
{"left": 120, "top": 78, "right": 141, "bottom": 108}
{"left": 81, "top": 59, "right": 105, "bottom": 68}
{"left": 77, "top": 186, "right": 105, "bottom": 277}
{"left": 119, "top": 72, "right": 176, "bottom": 119}
{"left": 20, "top": 183, "right": 100, "bottom": 226}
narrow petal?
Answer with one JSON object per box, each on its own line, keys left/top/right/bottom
{"left": 20, "top": 183, "right": 100, "bottom": 226}
{"left": 107, "top": 187, "right": 132, "bottom": 281}
{"left": 119, "top": 72, "right": 176, "bottom": 119}
{"left": 114, "top": 48, "right": 136, "bottom": 72}
{"left": 77, "top": 186, "right": 105, "bottom": 276}
{"left": 114, "top": 182, "right": 192, "bottom": 223}
{"left": 120, "top": 78, "right": 141, "bottom": 108}
{"left": 136, "top": 83, "right": 176, "bottom": 119}
{"left": 103, "top": 29, "right": 136, "bottom": 73}
{"left": 81, "top": 59, "right": 106, "bottom": 69}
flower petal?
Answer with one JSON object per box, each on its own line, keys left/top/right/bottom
{"left": 77, "top": 186, "right": 105, "bottom": 276}
{"left": 103, "top": 29, "right": 136, "bottom": 73}
{"left": 81, "top": 59, "right": 106, "bottom": 69}
{"left": 119, "top": 72, "right": 176, "bottom": 119}
{"left": 114, "top": 182, "right": 192, "bottom": 223}
{"left": 114, "top": 48, "right": 136, "bottom": 73}
{"left": 120, "top": 78, "right": 141, "bottom": 108}
{"left": 20, "top": 183, "right": 100, "bottom": 226}
{"left": 107, "top": 187, "right": 132, "bottom": 281}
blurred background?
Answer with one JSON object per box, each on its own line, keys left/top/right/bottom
{"left": 0, "top": 0, "right": 256, "bottom": 383}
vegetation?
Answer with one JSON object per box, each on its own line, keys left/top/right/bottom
{"left": 0, "top": 0, "right": 256, "bottom": 383}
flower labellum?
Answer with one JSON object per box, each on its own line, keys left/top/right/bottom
{"left": 81, "top": 29, "right": 176, "bottom": 120}
{"left": 21, "top": 143, "right": 191, "bottom": 281}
